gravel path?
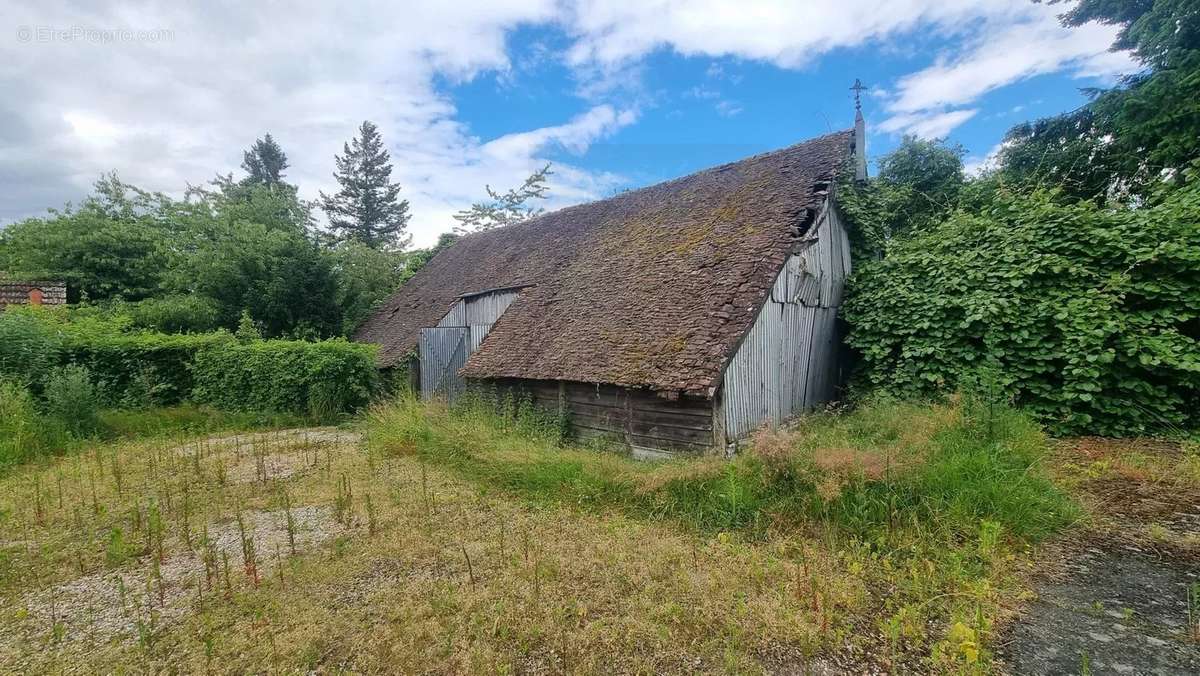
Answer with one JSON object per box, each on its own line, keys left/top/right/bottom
{"left": 998, "top": 439, "right": 1200, "bottom": 675}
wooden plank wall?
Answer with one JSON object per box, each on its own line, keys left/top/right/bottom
{"left": 475, "top": 378, "right": 718, "bottom": 455}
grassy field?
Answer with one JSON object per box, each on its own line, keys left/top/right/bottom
{"left": 0, "top": 394, "right": 1100, "bottom": 673}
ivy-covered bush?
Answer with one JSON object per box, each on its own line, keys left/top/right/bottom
{"left": 62, "top": 330, "right": 234, "bottom": 407}
{"left": 845, "top": 168, "right": 1200, "bottom": 436}
{"left": 192, "top": 339, "right": 378, "bottom": 418}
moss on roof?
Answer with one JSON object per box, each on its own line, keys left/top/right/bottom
{"left": 354, "top": 130, "right": 854, "bottom": 395}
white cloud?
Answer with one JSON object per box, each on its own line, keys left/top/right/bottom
{"left": 563, "top": 0, "right": 1033, "bottom": 70}
{"left": 878, "top": 109, "right": 979, "bottom": 139}
{"left": 686, "top": 86, "right": 721, "bottom": 100}
{"left": 963, "top": 141, "right": 1008, "bottom": 176}
{"left": 878, "top": 2, "right": 1136, "bottom": 138}
{"left": 715, "top": 100, "right": 744, "bottom": 117}
{"left": 888, "top": 19, "right": 1130, "bottom": 115}
{"left": 482, "top": 105, "right": 638, "bottom": 159}
{"left": 1, "top": 0, "right": 1140, "bottom": 243}
{"left": 0, "top": 0, "right": 617, "bottom": 246}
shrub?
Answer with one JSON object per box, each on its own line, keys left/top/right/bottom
{"left": 125, "top": 295, "right": 222, "bottom": 334}
{"left": 845, "top": 170, "right": 1200, "bottom": 436}
{"left": 192, "top": 338, "right": 378, "bottom": 419}
{"left": 0, "top": 309, "right": 62, "bottom": 387}
{"left": 42, "top": 365, "right": 101, "bottom": 437}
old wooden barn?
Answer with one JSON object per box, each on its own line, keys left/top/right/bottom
{"left": 356, "top": 123, "right": 864, "bottom": 457}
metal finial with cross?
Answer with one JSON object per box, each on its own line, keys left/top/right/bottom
{"left": 850, "top": 78, "right": 867, "bottom": 111}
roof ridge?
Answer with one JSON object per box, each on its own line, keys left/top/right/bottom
{"left": 454, "top": 128, "right": 854, "bottom": 241}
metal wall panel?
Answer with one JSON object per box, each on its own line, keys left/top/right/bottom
{"left": 721, "top": 198, "right": 852, "bottom": 442}
{"left": 463, "top": 290, "right": 519, "bottom": 326}
{"left": 422, "top": 289, "right": 521, "bottom": 402}
{"left": 419, "top": 327, "right": 470, "bottom": 401}
{"left": 436, "top": 301, "right": 467, "bottom": 328}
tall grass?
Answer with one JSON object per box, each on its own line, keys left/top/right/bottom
{"left": 0, "top": 380, "right": 44, "bottom": 466}
{"left": 749, "top": 394, "right": 1078, "bottom": 539}
{"left": 367, "top": 392, "right": 1078, "bottom": 541}
{"left": 0, "top": 380, "right": 72, "bottom": 467}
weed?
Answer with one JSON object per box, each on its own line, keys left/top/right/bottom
{"left": 0, "top": 395, "right": 1087, "bottom": 672}
{"left": 236, "top": 512, "right": 259, "bottom": 586}
{"left": 0, "top": 381, "right": 52, "bottom": 466}
{"left": 43, "top": 365, "right": 102, "bottom": 437}
{"left": 105, "top": 527, "right": 129, "bottom": 567}
{"left": 334, "top": 474, "right": 353, "bottom": 525}
{"left": 147, "top": 500, "right": 165, "bottom": 563}
{"left": 461, "top": 542, "right": 476, "bottom": 588}
{"left": 282, "top": 489, "right": 297, "bottom": 556}
{"left": 365, "top": 493, "right": 377, "bottom": 536}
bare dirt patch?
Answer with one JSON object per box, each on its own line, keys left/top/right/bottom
{"left": 176, "top": 426, "right": 362, "bottom": 484}
{"left": 7, "top": 506, "right": 343, "bottom": 656}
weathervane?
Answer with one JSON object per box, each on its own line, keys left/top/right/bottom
{"left": 850, "top": 78, "right": 867, "bottom": 112}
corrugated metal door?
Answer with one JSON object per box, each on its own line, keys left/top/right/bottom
{"left": 418, "top": 327, "right": 471, "bottom": 402}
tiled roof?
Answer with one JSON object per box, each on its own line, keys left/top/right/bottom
{"left": 0, "top": 280, "right": 67, "bottom": 306}
{"left": 355, "top": 130, "right": 854, "bottom": 395}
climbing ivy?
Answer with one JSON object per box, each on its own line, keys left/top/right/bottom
{"left": 844, "top": 163, "right": 1200, "bottom": 436}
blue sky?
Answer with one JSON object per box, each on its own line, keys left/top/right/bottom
{"left": 450, "top": 24, "right": 1119, "bottom": 188}
{"left": 2, "top": 1, "right": 1134, "bottom": 246}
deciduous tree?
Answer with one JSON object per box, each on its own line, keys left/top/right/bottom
{"left": 452, "top": 164, "right": 552, "bottom": 234}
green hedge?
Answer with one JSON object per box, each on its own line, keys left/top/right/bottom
{"left": 62, "top": 331, "right": 233, "bottom": 407}
{"left": 192, "top": 339, "right": 378, "bottom": 418}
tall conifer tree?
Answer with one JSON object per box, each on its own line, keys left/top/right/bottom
{"left": 320, "top": 121, "right": 411, "bottom": 249}
{"left": 240, "top": 133, "right": 290, "bottom": 188}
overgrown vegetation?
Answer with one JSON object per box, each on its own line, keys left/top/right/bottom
{"left": 0, "top": 393, "right": 1079, "bottom": 672}
{"left": 369, "top": 393, "right": 1075, "bottom": 539}
{"left": 838, "top": 1, "right": 1200, "bottom": 437}
{"left": 363, "top": 393, "right": 1079, "bottom": 670}
{"left": 0, "top": 380, "right": 66, "bottom": 467}
{"left": 192, "top": 339, "right": 378, "bottom": 419}
{"left": 0, "top": 308, "right": 376, "bottom": 467}
{"left": 846, "top": 170, "right": 1200, "bottom": 436}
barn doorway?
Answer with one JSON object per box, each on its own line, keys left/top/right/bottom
{"left": 418, "top": 326, "right": 471, "bottom": 402}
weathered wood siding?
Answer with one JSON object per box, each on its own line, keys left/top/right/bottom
{"left": 476, "top": 378, "right": 717, "bottom": 457}
{"left": 720, "top": 197, "right": 851, "bottom": 442}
